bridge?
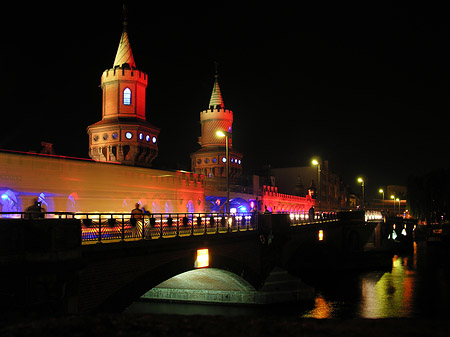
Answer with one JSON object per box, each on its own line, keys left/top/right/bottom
{"left": 0, "top": 210, "right": 392, "bottom": 316}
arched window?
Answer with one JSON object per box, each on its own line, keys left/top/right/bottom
{"left": 123, "top": 88, "right": 131, "bottom": 105}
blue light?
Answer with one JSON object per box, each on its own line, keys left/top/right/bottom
{"left": 1, "top": 194, "right": 8, "bottom": 200}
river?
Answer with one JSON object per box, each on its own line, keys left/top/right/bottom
{"left": 125, "top": 241, "right": 450, "bottom": 318}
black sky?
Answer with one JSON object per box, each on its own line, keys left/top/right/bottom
{"left": 2, "top": 2, "right": 449, "bottom": 199}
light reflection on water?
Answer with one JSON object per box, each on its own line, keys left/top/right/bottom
{"left": 126, "top": 242, "right": 450, "bottom": 318}
{"left": 302, "top": 242, "right": 450, "bottom": 318}
{"left": 359, "top": 255, "right": 415, "bottom": 318}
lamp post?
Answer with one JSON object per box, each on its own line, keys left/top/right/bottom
{"left": 390, "top": 195, "right": 396, "bottom": 213}
{"left": 311, "top": 159, "right": 321, "bottom": 211}
{"left": 357, "top": 177, "right": 365, "bottom": 208}
{"left": 216, "top": 130, "right": 231, "bottom": 216}
{"left": 379, "top": 188, "right": 384, "bottom": 210}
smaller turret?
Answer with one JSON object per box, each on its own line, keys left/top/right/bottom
{"left": 191, "top": 68, "right": 242, "bottom": 179}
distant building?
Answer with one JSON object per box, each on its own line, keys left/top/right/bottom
{"left": 270, "top": 161, "right": 350, "bottom": 210}
{"left": 387, "top": 185, "right": 407, "bottom": 200}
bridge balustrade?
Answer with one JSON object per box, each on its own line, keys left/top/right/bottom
{"left": 0, "top": 210, "right": 342, "bottom": 244}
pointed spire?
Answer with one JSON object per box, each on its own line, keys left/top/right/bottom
{"left": 113, "top": 5, "right": 136, "bottom": 68}
{"left": 209, "top": 62, "right": 225, "bottom": 109}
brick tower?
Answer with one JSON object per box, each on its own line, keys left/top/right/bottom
{"left": 87, "top": 14, "right": 159, "bottom": 167}
{"left": 191, "top": 70, "right": 242, "bottom": 179}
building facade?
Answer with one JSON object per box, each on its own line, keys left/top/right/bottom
{"left": 270, "top": 161, "right": 349, "bottom": 210}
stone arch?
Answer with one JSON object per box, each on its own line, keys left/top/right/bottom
{"left": 0, "top": 188, "right": 22, "bottom": 215}
{"left": 37, "top": 191, "right": 55, "bottom": 213}
{"left": 151, "top": 194, "right": 162, "bottom": 213}
{"left": 186, "top": 200, "right": 195, "bottom": 213}
{"left": 164, "top": 200, "right": 174, "bottom": 213}
{"left": 92, "top": 250, "right": 264, "bottom": 313}
{"left": 139, "top": 268, "right": 258, "bottom": 305}
{"left": 67, "top": 192, "right": 79, "bottom": 213}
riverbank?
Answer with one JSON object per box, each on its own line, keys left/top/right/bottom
{"left": 2, "top": 314, "right": 450, "bottom": 337}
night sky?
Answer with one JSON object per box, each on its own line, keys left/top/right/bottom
{"left": 2, "top": 2, "right": 449, "bottom": 199}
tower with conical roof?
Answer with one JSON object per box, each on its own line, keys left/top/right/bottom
{"left": 87, "top": 9, "right": 159, "bottom": 167}
{"left": 191, "top": 69, "right": 243, "bottom": 179}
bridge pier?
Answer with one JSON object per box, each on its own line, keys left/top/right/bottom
{"left": 0, "top": 218, "right": 82, "bottom": 316}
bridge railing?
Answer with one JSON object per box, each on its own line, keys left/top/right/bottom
{"left": 75, "top": 212, "right": 258, "bottom": 243}
{"left": 0, "top": 210, "right": 341, "bottom": 244}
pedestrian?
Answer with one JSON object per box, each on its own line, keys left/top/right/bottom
{"left": 131, "top": 203, "right": 144, "bottom": 237}
{"left": 308, "top": 206, "right": 315, "bottom": 221}
{"left": 26, "top": 198, "right": 44, "bottom": 219}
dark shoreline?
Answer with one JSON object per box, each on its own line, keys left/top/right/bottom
{"left": 2, "top": 314, "right": 450, "bottom": 337}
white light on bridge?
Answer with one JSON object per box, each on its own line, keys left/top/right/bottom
{"left": 318, "top": 230, "right": 324, "bottom": 241}
{"left": 195, "top": 248, "right": 209, "bottom": 268}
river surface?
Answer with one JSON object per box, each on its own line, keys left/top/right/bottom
{"left": 125, "top": 242, "right": 450, "bottom": 318}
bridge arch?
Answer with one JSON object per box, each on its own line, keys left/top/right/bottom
{"left": 92, "top": 247, "right": 264, "bottom": 313}
{"left": 139, "top": 268, "right": 258, "bottom": 305}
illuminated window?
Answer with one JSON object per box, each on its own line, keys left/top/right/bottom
{"left": 123, "top": 88, "right": 131, "bottom": 105}
{"left": 139, "top": 132, "right": 144, "bottom": 140}
{"left": 222, "top": 157, "right": 227, "bottom": 163}
{"left": 125, "top": 132, "right": 133, "bottom": 139}
{"left": 212, "top": 158, "right": 217, "bottom": 163}
{"left": 145, "top": 135, "right": 150, "bottom": 142}
{"left": 152, "top": 136, "right": 157, "bottom": 144}
{"left": 112, "top": 132, "right": 118, "bottom": 140}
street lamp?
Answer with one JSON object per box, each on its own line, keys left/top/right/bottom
{"left": 216, "top": 130, "right": 231, "bottom": 216}
{"left": 311, "top": 159, "right": 321, "bottom": 211}
{"left": 390, "top": 195, "right": 396, "bottom": 213}
{"left": 379, "top": 188, "right": 384, "bottom": 210}
{"left": 357, "top": 177, "right": 365, "bottom": 208}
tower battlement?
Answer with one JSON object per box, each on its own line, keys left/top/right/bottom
{"left": 200, "top": 108, "right": 233, "bottom": 122}
{"left": 102, "top": 67, "right": 148, "bottom": 84}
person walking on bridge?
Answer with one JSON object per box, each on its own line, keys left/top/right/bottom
{"left": 131, "top": 203, "right": 144, "bottom": 238}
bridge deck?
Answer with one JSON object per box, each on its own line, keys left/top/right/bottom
{"left": 0, "top": 211, "right": 347, "bottom": 244}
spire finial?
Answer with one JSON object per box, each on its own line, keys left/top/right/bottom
{"left": 113, "top": 3, "right": 136, "bottom": 68}
{"left": 122, "top": 3, "right": 128, "bottom": 30}
{"left": 214, "top": 61, "right": 219, "bottom": 78}
{"left": 209, "top": 63, "right": 224, "bottom": 109}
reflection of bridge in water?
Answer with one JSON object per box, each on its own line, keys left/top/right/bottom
{"left": 1, "top": 210, "right": 390, "bottom": 315}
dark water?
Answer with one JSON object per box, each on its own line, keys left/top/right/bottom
{"left": 125, "top": 242, "right": 450, "bottom": 318}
